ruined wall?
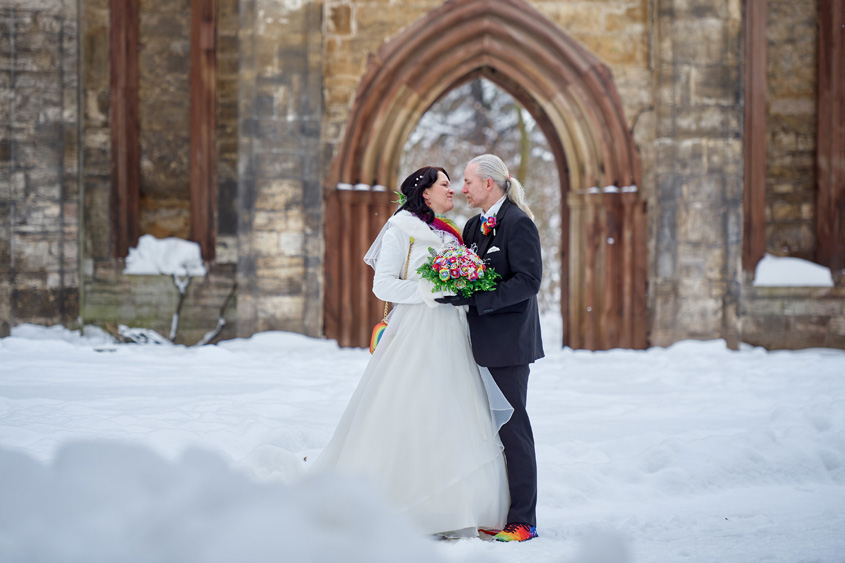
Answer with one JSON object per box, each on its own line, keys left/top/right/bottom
{"left": 216, "top": 0, "right": 240, "bottom": 264}
{"left": 322, "top": 0, "right": 654, "bottom": 191}
{"left": 235, "top": 0, "right": 324, "bottom": 338}
{"left": 740, "top": 0, "right": 844, "bottom": 350}
{"left": 78, "top": 0, "right": 239, "bottom": 345}
{"left": 138, "top": 0, "right": 191, "bottom": 240}
{"left": 4, "top": 0, "right": 840, "bottom": 349}
{"left": 0, "top": 0, "right": 80, "bottom": 337}
{"left": 742, "top": 285, "right": 845, "bottom": 350}
{"left": 322, "top": 0, "right": 435, "bottom": 181}
{"left": 650, "top": 0, "right": 744, "bottom": 347}
{"left": 764, "top": 0, "right": 817, "bottom": 260}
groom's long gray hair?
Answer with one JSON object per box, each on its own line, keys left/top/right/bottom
{"left": 468, "top": 154, "right": 534, "bottom": 220}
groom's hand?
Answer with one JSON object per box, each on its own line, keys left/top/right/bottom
{"left": 435, "top": 295, "right": 473, "bottom": 307}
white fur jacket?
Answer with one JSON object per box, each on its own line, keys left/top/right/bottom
{"left": 371, "top": 211, "right": 458, "bottom": 308}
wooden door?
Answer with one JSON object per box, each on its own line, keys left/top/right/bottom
{"left": 567, "top": 189, "right": 648, "bottom": 350}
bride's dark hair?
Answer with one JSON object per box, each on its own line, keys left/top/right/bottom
{"left": 396, "top": 166, "right": 450, "bottom": 224}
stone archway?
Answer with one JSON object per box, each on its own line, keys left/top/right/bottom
{"left": 324, "top": 0, "right": 647, "bottom": 350}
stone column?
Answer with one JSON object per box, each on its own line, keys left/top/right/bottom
{"left": 1, "top": 0, "right": 81, "bottom": 332}
{"left": 652, "top": 0, "right": 743, "bottom": 347}
{"left": 236, "top": 0, "right": 324, "bottom": 337}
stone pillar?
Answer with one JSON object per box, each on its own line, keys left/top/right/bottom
{"left": 652, "top": 0, "right": 743, "bottom": 347}
{"left": 236, "top": 0, "right": 323, "bottom": 337}
{"left": 1, "top": 0, "right": 81, "bottom": 332}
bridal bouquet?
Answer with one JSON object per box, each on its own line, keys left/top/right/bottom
{"left": 417, "top": 245, "right": 500, "bottom": 298}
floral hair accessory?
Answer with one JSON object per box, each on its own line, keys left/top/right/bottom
{"left": 480, "top": 216, "right": 497, "bottom": 235}
{"left": 392, "top": 190, "right": 407, "bottom": 206}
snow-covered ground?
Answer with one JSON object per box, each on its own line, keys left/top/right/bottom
{"left": 1, "top": 319, "right": 844, "bottom": 562}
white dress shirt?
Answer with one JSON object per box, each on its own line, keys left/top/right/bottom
{"left": 482, "top": 195, "right": 507, "bottom": 220}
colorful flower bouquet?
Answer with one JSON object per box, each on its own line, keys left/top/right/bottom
{"left": 417, "top": 245, "right": 501, "bottom": 298}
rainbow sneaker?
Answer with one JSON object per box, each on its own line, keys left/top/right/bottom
{"left": 493, "top": 523, "right": 538, "bottom": 542}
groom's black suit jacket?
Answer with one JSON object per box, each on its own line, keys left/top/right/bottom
{"left": 464, "top": 198, "right": 545, "bottom": 368}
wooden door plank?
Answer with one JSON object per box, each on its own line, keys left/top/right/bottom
{"left": 109, "top": 0, "right": 140, "bottom": 258}
{"left": 742, "top": 0, "right": 767, "bottom": 271}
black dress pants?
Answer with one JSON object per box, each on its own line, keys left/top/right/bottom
{"left": 489, "top": 364, "right": 537, "bottom": 527}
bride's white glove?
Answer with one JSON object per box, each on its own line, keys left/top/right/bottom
{"left": 417, "top": 278, "right": 455, "bottom": 308}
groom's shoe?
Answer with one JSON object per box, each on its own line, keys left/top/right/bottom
{"left": 493, "top": 523, "right": 538, "bottom": 542}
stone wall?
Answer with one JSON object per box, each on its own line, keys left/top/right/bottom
{"left": 322, "top": 0, "right": 654, "bottom": 190}
{"left": 216, "top": 0, "right": 240, "bottom": 264}
{"left": 764, "top": 0, "right": 817, "bottom": 260}
{"left": 736, "top": 0, "right": 843, "bottom": 351}
{"left": 0, "top": 0, "right": 80, "bottom": 337}
{"left": 322, "top": 0, "right": 435, "bottom": 178}
{"left": 235, "top": 0, "right": 324, "bottom": 338}
{"left": 742, "top": 282, "right": 845, "bottom": 349}
{"left": 650, "top": 0, "right": 744, "bottom": 347}
{"left": 77, "top": 0, "right": 239, "bottom": 345}
{"left": 3, "top": 0, "right": 840, "bottom": 350}
{"left": 138, "top": 0, "right": 192, "bottom": 240}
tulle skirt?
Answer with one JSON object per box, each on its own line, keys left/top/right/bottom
{"left": 310, "top": 303, "right": 510, "bottom": 537}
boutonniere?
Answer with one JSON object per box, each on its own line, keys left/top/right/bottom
{"left": 480, "top": 216, "right": 497, "bottom": 236}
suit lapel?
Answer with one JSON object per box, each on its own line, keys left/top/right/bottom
{"left": 477, "top": 199, "right": 511, "bottom": 258}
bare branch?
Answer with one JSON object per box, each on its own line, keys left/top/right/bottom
{"left": 195, "top": 282, "right": 238, "bottom": 346}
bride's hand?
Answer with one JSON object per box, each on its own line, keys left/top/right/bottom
{"left": 417, "top": 279, "right": 455, "bottom": 308}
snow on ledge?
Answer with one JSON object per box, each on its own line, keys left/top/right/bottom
{"left": 753, "top": 253, "right": 834, "bottom": 288}
{"left": 123, "top": 234, "right": 207, "bottom": 277}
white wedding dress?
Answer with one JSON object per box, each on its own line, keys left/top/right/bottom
{"left": 310, "top": 211, "right": 512, "bottom": 537}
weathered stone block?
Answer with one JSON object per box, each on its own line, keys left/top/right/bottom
{"left": 675, "top": 139, "right": 707, "bottom": 175}
{"left": 681, "top": 174, "right": 724, "bottom": 204}
{"left": 771, "top": 202, "right": 801, "bottom": 221}
{"left": 605, "top": 2, "right": 648, "bottom": 32}
{"left": 328, "top": 4, "right": 352, "bottom": 35}
{"left": 675, "top": 106, "right": 737, "bottom": 136}
{"left": 278, "top": 232, "right": 305, "bottom": 257}
{"left": 673, "top": 19, "right": 726, "bottom": 64}
{"left": 542, "top": 3, "right": 612, "bottom": 35}
{"left": 11, "top": 199, "right": 62, "bottom": 231}
{"left": 255, "top": 179, "right": 304, "bottom": 210}
{"left": 257, "top": 294, "right": 305, "bottom": 332}
{"left": 676, "top": 203, "right": 723, "bottom": 246}
{"left": 690, "top": 65, "right": 735, "bottom": 106}
{"left": 674, "top": 296, "right": 722, "bottom": 337}
{"left": 705, "top": 138, "right": 741, "bottom": 175}
{"left": 677, "top": 242, "right": 725, "bottom": 281}
{"left": 673, "top": 0, "right": 731, "bottom": 19}
{"left": 578, "top": 33, "right": 646, "bottom": 66}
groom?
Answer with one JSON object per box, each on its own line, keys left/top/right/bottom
{"left": 437, "top": 154, "right": 544, "bottom": 542}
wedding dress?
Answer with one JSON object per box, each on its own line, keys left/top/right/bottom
{"left": 310, "top": 211, "right": 512, "bottom": 537}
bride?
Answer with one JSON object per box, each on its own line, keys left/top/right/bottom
{"left": 310, "top": 166, "right": 512, "bottom": 538}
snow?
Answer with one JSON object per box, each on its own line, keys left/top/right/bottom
{"left": 123, "top": 234, "right": 207, "bottom": 277}
{"left": 1, "top": 320, "right": 844, "bottom": 562}
{"left": 754, "top": 253, "right": 835, "bottom": 287}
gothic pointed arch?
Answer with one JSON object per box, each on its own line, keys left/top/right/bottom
{"left": 325, "top": 0, "right": 647, "bottom": 350}
{"left": 328, "top": 0, "right": 640, "bottom": 191}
